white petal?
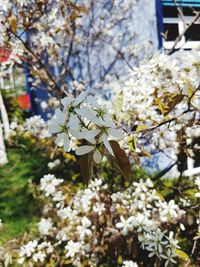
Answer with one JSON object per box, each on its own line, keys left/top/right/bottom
{"left": 63, "top": 133, "right": 70, "bottom": 152}
{"left": 74, "top": 91, "right": 87, "bottom": 106}
{"left": 48, "top": 123, "right": 61, "bottom": 134}
{"left": 75, "top": 108, "right": 99, "bottom": 125}
{"left": 69, "top": 114, "right": 80, "bottom": 129}
{"left": 70, "top": 128, "right": 83, "bottom": 139}
{"left": 116, "top": 222, "right": 123, "bottom": 229}
{"left": 93, "top": 149, "right": 102, "bottom": 164}
{"left": 55, "top": 108, "right": 65, "bottom": 125}
{"left": 101, "top": 133, "right": 113, "bottom": 155}
{"left": 108, "top": 128, "right": 124, "bottom": 139}
{"left": 98, "top": 116, "right": 115, "bottom": 128}
{"left": 82, "top": 129, "right": 101, "bottom": 141}
{"left": 61, "top": 96, "right": 73, "bottom": 107}
{"left": 85, "top": 95, "right": 98, "bottom": 107}
{"left": 55, "top": 133, "right": 64, "bottom": 144}
{"left": 75, "top": 145, "right": 94, "bottom": 155}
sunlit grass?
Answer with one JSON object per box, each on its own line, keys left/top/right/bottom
{"left": 0, "top": 147, "right": 47, "bottom": 244}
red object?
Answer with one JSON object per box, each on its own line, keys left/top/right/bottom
{"left": 0, "top": 48, "right": 11, "bottom": 63}
{"left": 16, "top": 94, "right": 31, "bottom": 110}
{"left": 0, "top": 48, "right": 24, "bottom": 63}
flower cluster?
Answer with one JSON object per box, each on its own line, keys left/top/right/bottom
{"left": 40, "top": 174, "right": 63, "bottom": 198}
{"left": 18, "top": 175, "right": 185, "bottom": 266}
{"left": 24, "top": 116, "right": 51, "bottom": 139}
{"left": 18, "top": 240, "right": 53, "bottom": 265}
{"left": 110, "top": 50, "right": 200, "bottom": 174}
{"left": 8, "top": 116, "right": 50, "bottom": 140}
{"left": 118, "top": 52, "right": 200, "bottom": 125}
{"left": 48, "top": 92, "right": 124, "bottom": 163}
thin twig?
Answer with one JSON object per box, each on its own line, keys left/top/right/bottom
{"left": 173, "top": 0, "right": 186, "bottom": 26}
{"left": 10, "top": 30, "right": 62, "bottom": 95}
{"left": 167, "top": 12, "right": 200, "bottom": 55}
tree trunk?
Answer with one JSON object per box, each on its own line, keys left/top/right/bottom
{"left": 0, "top": 122, "right": 8, "bottom": 166}
{"left": 0, "top": 89, "right": 10, "bottom": 139}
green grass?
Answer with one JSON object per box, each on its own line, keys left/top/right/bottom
{"left": 0, "top": 147, "right": 48, "bottom": 244}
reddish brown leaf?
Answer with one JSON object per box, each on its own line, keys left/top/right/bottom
{"left": 109, "top": 140, "right": 131, "bottom": 180}
{"left": 79, "top": 152, "right": 93, "bottom": 185}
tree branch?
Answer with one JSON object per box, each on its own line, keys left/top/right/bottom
{"left": 167, "top": 12, "right": 200, "bottom": 55}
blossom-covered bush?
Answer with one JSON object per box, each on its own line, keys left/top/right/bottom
{"left": 109, "top": 50, "right": 200, "bottom": 174}
{"left": 17, "top": 175, "right": 186, "bottom": 266}
{"left": 8, "top": 169, "right": 199, "bottom": 267}
{"left": 1, "top": 1, "right": 200, "bottom": 266}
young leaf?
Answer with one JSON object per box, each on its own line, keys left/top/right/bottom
{"left": 175, "top": 249, "right": 189, "bottom": 261}
{"left": 114, "top": 90, "right": 123, "bottom": 118}
{"left": 79, "top": 152, "right": 93, "bottom": 185}
{"left": 154, "top": 97, "right": 166, "bottom": 115}
{"left": 136, "top": 124, "right": 148, "bottom": 132}
{"left": 184, "top": 79, "right": 194, "bottom": 98}
{"left": 8, "top": 15, "right": 17, "bottom": 33}
{"left": 128, "top": 135, "right": 136, "bottom": 151}
{"left": 109, "top": 140, "right": 131, "bottom": 180}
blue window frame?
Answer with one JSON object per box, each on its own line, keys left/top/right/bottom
{"left": 157, "top": 0, "right": 200, "bottom": 50}
{"left": 162, "top": 0, "right": 200, "bottom": 7}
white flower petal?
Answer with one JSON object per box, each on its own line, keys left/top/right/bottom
{"left": 70, "top": 128, "right": 83, "bottom": 139}
{"left": 98, "top": 116, "right": 115, "bottom": 128}
{"left": 75, "top": 145, "right": 94, "bottom": 155}
{"left": 93, "top": 149, "right": 102, "bottom": 164}
{"left": 55, "top": 108, "right": 64, "bottom": 124}
{"left": 108, "top": 128, "right": 124, "bottom": 139}
{"left": 85, "top": 95, "right": 98, "bottom": 107}
{"left": 63, "top": 133, "right": 70, "bottom": 151}
{"left": 48, "top": 123, "right": 61, "bottom": 134}
{"left": 82, "top": 129, "right": 101, "bottom": 141}
{"left": 69, "top": 114, "right": 80, "bottom": 129}
{"left": 61, "top": 96, "right": 73, "bottom": 107}
{"left": 76, "top": 108, "right": 99, "bottom": 125}
{"left": 55, "top": 133, "right": 64, "bottom": 144}
{"left": 74, "top": 91, "right": 87, "bottom": 106}
{"left": 101, "top": 133, "right": 113, "bottom": 155}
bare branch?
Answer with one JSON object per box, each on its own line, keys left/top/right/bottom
{"left": 167, "top": 12, "right": 200, "bottom": 55}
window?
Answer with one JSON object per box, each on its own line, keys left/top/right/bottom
{"left": 161, "top": 1, "right": 200, "bottom": 50}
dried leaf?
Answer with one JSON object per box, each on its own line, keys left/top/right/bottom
{"left": 155, "top": 92, "right": 184, "bottom": 116}
{"left": 109, "top": 140, "right": 131, "bottom": 180}
{"left": 139, "top": 148, "right": 151, "bottom": 157}
{"left": 8, "top": 14, "right": 17, "bottom": 33}
{"left": 79, "top": 152, "right": 93, "bottom": 185}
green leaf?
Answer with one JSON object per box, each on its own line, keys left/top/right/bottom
{"left": 155, "top": 97, "right": 166, "bottom": 115}
{"left": 175, "top": 249, "right": 189, "bottom": 261}
{"left": 136, "top": 124, "right": 148, "bottom": 132}
{"left": 184, "top": 78, "right": 194, "bottom": 98}
{"left": 79, "top": 152, "right": 93, "bottom": 185}
{"left": 117, "top": 255, "right": 123, "bottom": 264}
{"left": 128, "top": 135, "right": 136, "bottom": 152}
{"left": 109, "top": 140, "right": 131, "bottom": 180}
